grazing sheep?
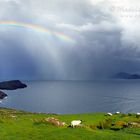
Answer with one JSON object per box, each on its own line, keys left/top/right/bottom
{"left": 136, "top": 112, "right": 140, "bottom": 115}
{"left": 71, "top": 120, "right": 82, "bottom": 127}
{"left": 107, "top": 113, "right": 113, "bottom": 116}
{"left": 11, "top": 115, "right": 16, "bottom": 118}
{"left": 116, "top": 112, "right": 121, "bottom": 114}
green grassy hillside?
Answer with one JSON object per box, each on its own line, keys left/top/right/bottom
{"left": 0, "top": 108, "right": 140, "bottom": 140}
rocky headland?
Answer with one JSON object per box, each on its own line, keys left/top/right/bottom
{"left": 0, "top": 80, "right": 27, "bottom": 99}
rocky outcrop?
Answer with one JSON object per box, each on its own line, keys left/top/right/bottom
{"left": 0, "top": 80, "right": 27, "bottom": 90}
{"left": 0, "top": 91, "right": 7, "bottom": 99}
{"left": 45, "top": 117, "right": 66, "bottom": 126}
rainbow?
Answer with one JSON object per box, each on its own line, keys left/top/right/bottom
{"left": 0, "top": 21, "right": 76, "bottom": 43}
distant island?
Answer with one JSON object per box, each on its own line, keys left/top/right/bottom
{"left": 112, "top": 72, "right": 140, "bottom": 79}
{"left": 0, "top": 80, "right": 27, "bottom": 99}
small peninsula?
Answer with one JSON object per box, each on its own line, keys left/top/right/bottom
{"left": 0, "top": 80, "right": 27, "bottom": 90}
{"left": 0, "top": 80, "right": 27, "bottom": 99}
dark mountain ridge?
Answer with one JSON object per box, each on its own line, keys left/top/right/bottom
{"left": 112, "top": 72, "right": 140, "bottom": 79}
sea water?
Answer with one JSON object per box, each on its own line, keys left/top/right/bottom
{"left": 0, "top": 80, "right": 140, "bottom": 114}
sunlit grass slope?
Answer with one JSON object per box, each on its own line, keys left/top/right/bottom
{"left": 0, "top": 108, "right": 140, "bottom": 140}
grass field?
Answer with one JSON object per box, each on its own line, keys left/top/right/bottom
{"left": 0, "top": 108, "right": 140, "bottom": 140}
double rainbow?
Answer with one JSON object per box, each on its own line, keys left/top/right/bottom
{"left": 0, "top": 21, "right": 76, "bottom": 43}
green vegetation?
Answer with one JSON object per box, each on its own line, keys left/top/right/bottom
{"left": 0, "top": 108, "right": 140, "bottom": 140}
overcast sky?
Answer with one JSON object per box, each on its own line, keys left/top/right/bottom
{"left": 0, "top": 0, "right": 140, "bottom": 80}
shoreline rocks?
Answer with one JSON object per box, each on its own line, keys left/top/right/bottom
{"left": 0, "top": 91, "right": 7, "bottom": 99}
{"left": 0, "top": 80, "right": 27, "bottom": 90}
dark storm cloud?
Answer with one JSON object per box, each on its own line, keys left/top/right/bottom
{"left": 0, "top": 0, "right": 140, "bottom": 80}
{"left": 0, "top": 33, "right": 39, "bottom": 80}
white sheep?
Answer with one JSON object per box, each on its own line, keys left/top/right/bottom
{"left": 107, "top": 113, "right": 113, "bottom": 116}
{"left": 136, "top": 112, "right": 140, "bottom": 115}
{"left": 11, "top": 115, "right": 17, "bottom": 118}
{"left": 116, "top": 112, "right": 121, "bottom": 114}
{"left": 71, "top": 120, "right": 82, "bottom": 127}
